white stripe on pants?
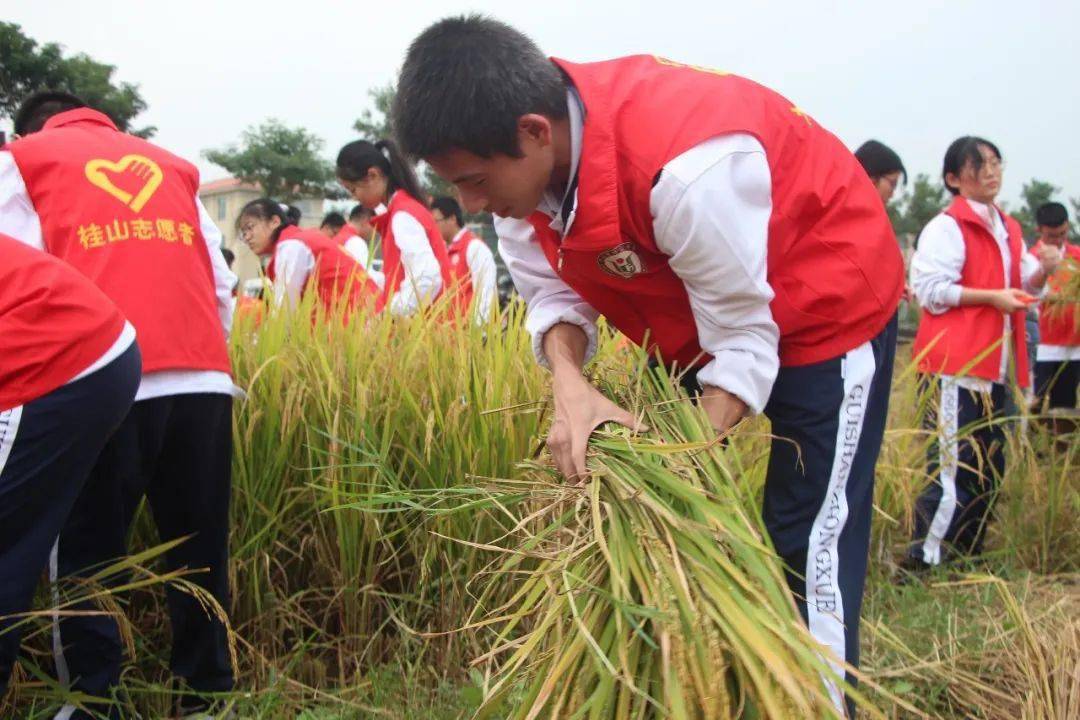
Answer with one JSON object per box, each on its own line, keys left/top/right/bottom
{"left": 806, "top": 341, "right": 876, "bottom": 714}
{"left": 0, "top": 406, "right": 23, "bottom": 475}
{"left": 921, "top": 378, "right": 960, "bottom": 566}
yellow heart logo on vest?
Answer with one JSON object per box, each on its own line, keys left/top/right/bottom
{"left": 84, "top": 155, "right": 164, "bottom": 212}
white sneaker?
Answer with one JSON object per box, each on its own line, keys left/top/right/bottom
{"left": 53, "top": 704, "right": 78, "bottom": 720}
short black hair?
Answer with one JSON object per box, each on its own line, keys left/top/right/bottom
{"left": 348, "top": 204, "right": 374, "bottom": 221}
{"left": 285, "top": 205, "right": 302, "bottom": 225}
{"left": 14, "top": 90, "right": 87, "bottom": 136}
{"left": 430, "top": 195, "right": 463, "bottom": 227}
{"left": 1036, "top": 202, "right": 1069, "bottom": 228}
{"left": 220, "top": 247, "right": 235, "bottom": 268}
{"left": 393, "top": 14, "right": 568, "bottom": 159}
{"left": 854, "top": 140, "right": 906, "bottom": 184}
{"left": 320, "top": 211, "right": 347, "bottom": 232}
{"left": 942, "top": 136, "right": 1001, "bottom": 195}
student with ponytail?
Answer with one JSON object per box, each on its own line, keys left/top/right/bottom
{"left": 906, "top": 136, "right": 1060, "bottom": 570}
{"left": 336, "top": 139, "right": 452, "bottom": 315}
{"left": 238, "top": 198, "right": 378, "bottom": 315}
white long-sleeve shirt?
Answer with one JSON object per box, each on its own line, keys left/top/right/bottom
{"left": 341, "top": 233, "right": 385, "bottom": 289}
{"left": 909, "top": 197, "right": 1042, "bottom": 389}
{"left": 0, "top": 150, "right": 238, "bottom": 401}
{"left": 271, "top": 239, "right": 315, "bottom": 308}
{"left": 497, "top": 90, "right": 779, "bottom": 414}
{"left": 451, "top": 228, "right": 498, "bottom": 323}
{"left": 373, "top": 204, "right": 444, "bottom": 316}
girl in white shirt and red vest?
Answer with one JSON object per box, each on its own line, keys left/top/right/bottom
{"left": 1029, "top": 202, "right": 1080, "bottom": 410}
{"left": 0, "top": 234, "right": 141, "bottom": 698}
{"left": 335, "top": 139, "right": 452, "bottom": 316}
{"left": 239, "top": 198, "right": 378, "bottom": 318}
{"left": 394, "top": 17, "right": 906, "bottom": 715}
{"left": 907, "top": 137, "right": 1059, "bottom": 570}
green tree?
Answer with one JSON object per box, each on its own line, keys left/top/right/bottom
{"left": 352, "top": 83, "right": 395, "bottom": 141}
{"left": 203, "top": 120, "right": 335, "bottom": 202}
{"left": 889, "top": 173, "right": 949, "bottom": 245}
{"left": 1013, "top": 178, "right": 1059, "bottom": 240}
{"left": 350, "top": 82, "right": 456, "bottom": 200}
{"left": 0, "top": 22, "right": 152, "bottom": 137}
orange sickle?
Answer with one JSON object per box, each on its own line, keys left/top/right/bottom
{"left": 85, "top": 155, "right": 164, "bottom": 212}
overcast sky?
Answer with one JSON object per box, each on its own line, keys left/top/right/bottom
{"left": 6, "top": 0, "right": 1077, "bottom": 208}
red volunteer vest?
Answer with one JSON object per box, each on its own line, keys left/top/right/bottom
{"left": 911, "top": 198, "right": 1030, "bottom": 386}
{"left": 371, "top": 191, "right": 453, "bottom": 312}
{"left": 332, "top": 224, "right": 358, "bottom": 246}
{"left": 1034, "top": 241, "right": 1080, "bottom": 347}
{"left": 447, "top": 228, "right": 483, "bottom": 314}
{"left": 0, "top": 233, "right": 127, "bottom": 411}
{"left": 266, "top": 225, "right": 378, "bottom": 312}
{"left": 8, "top": 108, "right": 229, "bottom": 375}
{"left": 526, "top": 56, "right": 903, "bottom": 369}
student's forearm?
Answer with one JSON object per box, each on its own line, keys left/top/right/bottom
{"left": 958, "top": 287, "right": 998, "bottom": 307}
{"left": 542, "top": 323, "right": 589, "bottom": 380}
{"left": 1025, "top": 269, "right": 1048, "bottom": 293}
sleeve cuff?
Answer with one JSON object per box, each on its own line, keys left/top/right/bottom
{"left": 693, "top": 350, "right": 778, "bottom": 416}
{"left": 528, "top": 308, "right": 599, "bottom": 370}
{"left": 943, "top": 284, "right": 964, "bottom": 307}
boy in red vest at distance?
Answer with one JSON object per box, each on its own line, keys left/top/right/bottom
{"left": 431, "top": 195, "right": 498, "bottom": 323}
{"left": 393, "top": 16, "right": 905, "bottom": 715}
{"left": 319, "top": 210, "right": 349, "bottom": 238}
{"left": 348, "top": 203, "right": 377, "bottom": 241}
{"left": 906, "top": 137, "right": 1059, "bottom": 573}
{"left": 320, "top": 210, "right": 372, "bottom": 269}
{"left": 1030, "top": 202, "right": 1080, "bottom": 410}
{"left": 0, "top": 91, "right": 238, "bottom": 719}
{"left": 0, "top": 235, "right": 141, "bottom": 699}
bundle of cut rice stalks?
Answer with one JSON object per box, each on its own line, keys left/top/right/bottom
{"left": 462, "top": 368, "right": 886, "bottom": 719}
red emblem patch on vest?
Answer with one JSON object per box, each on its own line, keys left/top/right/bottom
{"left": 598, "top": 242, "right": 646, "bottom": 278}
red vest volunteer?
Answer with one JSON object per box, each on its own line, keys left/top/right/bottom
{"left": 397, "top": 36, "right": 904, "bottom": 716}
{"left": 0, "top": 98, "right": 237, "bottom": 714}
{"left": 0, "top": 233, "right": 141, "bottom": 698}
{"left": 1033, "top": 240, "right": 1080, "bottom": 350}
{"left": 905, "top": 136, "right": 1051, "bottom": 578}
{"left": 372, "top": 190, "right": 454, "bottom": 314}
{"left": 4, "top": 108, "right": 234, "bottom": 383}
{"left": 266, "top": 225, "right": 379, "bottom": 313}
{"left": 503, "top": 56, "right": 903, "bottom": 406}
{"left": 912, "top": 196, "right": 1033, "bottom": 387}
{"left": 0, "top": 233, "right": 130, "bottom": 412}
{"left": 332, "top": 222, "right": 373, "bottom": 270}
{"left": 446, "top": 227, "right": 497, "bottom": 322}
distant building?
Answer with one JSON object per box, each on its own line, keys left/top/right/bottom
{"left": 198, "top": 177, "right": 325, "bottom": 283}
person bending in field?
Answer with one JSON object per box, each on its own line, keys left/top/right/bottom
{"left": 430, "top": 195, "right": 498, "bottom": 324}
{"left": 335, "top": 139, "right": 452, "bottom": 315}
{"left": 0, "top": 91, "right": 237, "bottom": 718}
{"left": 855, "top": 139, "right": 913, "bottom": 302}
{"left": 0, "top": 235, "right": 140, "bottom": 699}
{"left": 239, "top": 198, "right": 378, "bottom": 316}
{"left": 906, "top": 137, "right": 1059, "bottom": 571}
{"left": 1029, "top": 202, "right": 1080, "bottom": 411}
{"left": 854, "top": 139, "right": 906, "bottom": 206}
{"left": 393, "top": 15, "right": 905, "bottom": 716}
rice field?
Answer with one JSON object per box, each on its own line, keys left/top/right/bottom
{"left": 4, "top": 296, "right": 1077, "bottom": 719}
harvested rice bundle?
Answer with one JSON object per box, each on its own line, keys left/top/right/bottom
{"left": 468, "top": 371, "right": 877, "bottom": 719}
